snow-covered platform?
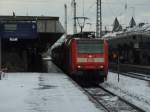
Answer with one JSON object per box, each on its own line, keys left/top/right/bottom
{"left": 0, "top": 61, "right": 103, "bottom": 112}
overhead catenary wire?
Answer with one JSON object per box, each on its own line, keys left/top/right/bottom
{"left": 102, "top": 1, "right": 150, "bottom": 7}
{"left": 82, "top": 0, "right": 85, "bottom": 17}
{"left": 2, "top": 0, "right": 149, "bottom": 6}
{"left": 104, "top": 0, "right": 116, "bottom": 18}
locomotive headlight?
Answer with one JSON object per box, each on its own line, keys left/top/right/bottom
{"left": 77, "top": 65, "right": 81, "bottom": 68}
{"left": 99, "top": 65, "right": 104, "bottom": 69}
{"left": 88, "top": 55, "right": 92, "bottom": 58}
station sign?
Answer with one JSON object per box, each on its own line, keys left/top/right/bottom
{"left": 0, "top": 21, "right": 38, "bottom": 39}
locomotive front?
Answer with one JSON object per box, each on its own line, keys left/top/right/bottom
{"left": 70, "top": 38, "right": 108, "bottom": 82}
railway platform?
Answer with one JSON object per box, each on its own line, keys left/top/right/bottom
{"left": 0, "top": 61, "right": 103, "bottom": 112}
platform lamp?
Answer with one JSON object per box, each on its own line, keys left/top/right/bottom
{"left": 75, "top": 17, "right": 88, "bottom": 33}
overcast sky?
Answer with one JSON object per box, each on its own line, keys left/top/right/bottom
{"left": 0, "top": 0, "right": 150, "bottom": 34}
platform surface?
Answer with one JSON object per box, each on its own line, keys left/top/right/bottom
{"left": 0, "top": 62, "right": 103, "bottom": 112}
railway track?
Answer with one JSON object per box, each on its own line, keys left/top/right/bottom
{"left": 126, "top": 72, "right": 150, "bottom": 81}
{"left": 109, "top": 63, "right": 150, "bottom": 75}
{"left": 83, "top": 85, "right": 145, "bottom": 112}
{"left": 111, "top": 71, "right": 150, "bottom": 81}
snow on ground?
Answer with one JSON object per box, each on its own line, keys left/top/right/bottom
{"left": 101, "top": 72, "right": 150, "bottom": 112}
{"left": 0, "top": 73, "right": 104, "bottom": 112}
{"left": 0, "top": 61, "right": 104, "bottom": 112}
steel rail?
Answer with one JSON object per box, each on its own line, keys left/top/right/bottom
{"left": 99, "top": 85, "right": 145, "bottom": 112}
{"left": 111, "top": 71, "right": 150, "bottom": 81}
{"left": 83, "top": 87, "right": 111, "bottom": 112}
{"left": 82, "top": 85, "right": 145, "bottom": 112}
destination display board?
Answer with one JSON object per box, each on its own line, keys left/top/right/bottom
{"left": 0, "top": 21, "right": 37, "bottom": 39}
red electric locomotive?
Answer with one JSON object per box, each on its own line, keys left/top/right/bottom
{"left": 51, "top": 32, "right": 108, "bottom": 84}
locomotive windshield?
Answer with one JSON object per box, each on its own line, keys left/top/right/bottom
{"left": 77, "top": 40, "right": 104, "bottom": 53}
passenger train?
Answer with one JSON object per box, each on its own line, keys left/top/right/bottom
{"left": 51, "top": 32, "right": 108, "bottom": 84}
{"left": 104, "top": 23, "right": 150, "bottom": 65}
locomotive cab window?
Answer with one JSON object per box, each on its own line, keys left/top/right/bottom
{"left": 77, "top": 40, "right": 104, "bottom": 53}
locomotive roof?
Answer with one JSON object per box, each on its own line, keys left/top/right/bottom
{"left": 71, "top": 32, "right": 95, "bottom": 38}
{"left": 51, "top": 31, "right": 104, "bottom": 49}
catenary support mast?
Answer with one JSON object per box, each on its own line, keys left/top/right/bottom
{"left": 64, "top": 4, "right": 67, "bottom": 35}
{"left": 96, "top": 0, "right": 102, "bottom": 38}
{"left": 72, "top": 0, "right": 77, "bottom": 34}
